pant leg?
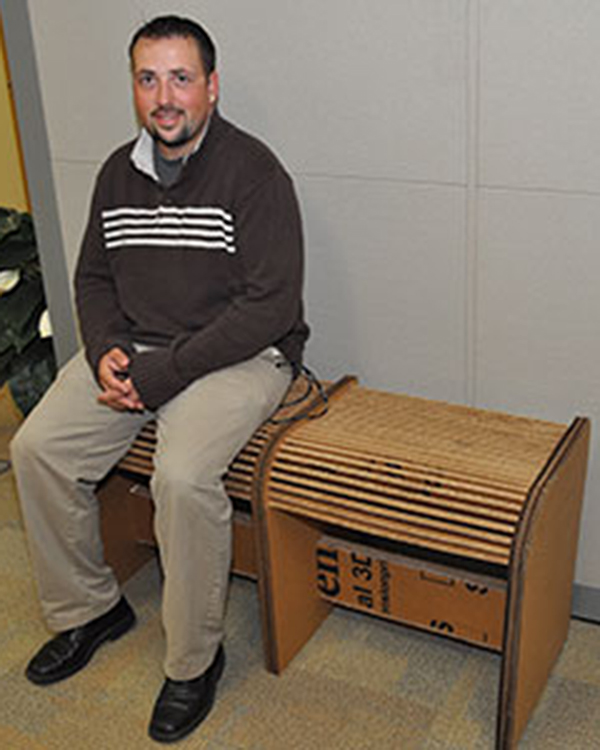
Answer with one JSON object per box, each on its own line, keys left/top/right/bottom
{"left": 152, "top": 348, "right": 292, "bottom": 680}
{"left": 10, "top": 350, "right": 150, "bottom": 630}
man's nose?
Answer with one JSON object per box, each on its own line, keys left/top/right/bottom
{"left": 156, "top": 78, "right": 174, "bottom": 106}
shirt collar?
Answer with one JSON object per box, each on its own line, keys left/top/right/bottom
{"left": 130, "top": 114, "right": 213, "bottom": 182}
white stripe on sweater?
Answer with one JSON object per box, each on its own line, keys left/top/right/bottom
{"left": 101, "top": 205, "right": 236, "bottom": 253}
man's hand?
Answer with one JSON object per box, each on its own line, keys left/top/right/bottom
{"left": 97, "top": 347, "right": 145, "bottom": 411}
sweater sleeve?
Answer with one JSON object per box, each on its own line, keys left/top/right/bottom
{"left": 74, "top": 168, "right": 135, "bottom": 376}
{"left": 128, "top": 168, "right": 304, "bottom": 409}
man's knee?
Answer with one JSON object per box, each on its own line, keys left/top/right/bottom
{"left": 151, "top": 453, "right": 231, "bottom": 518}
{"left": 11, "top": 401, "right": 78, "bottom": 475}
{"left": 10, "top": 412, "right": 49, "bottom": 469}
{"left": 152, "top": 453, "right": 213, "bottom": 496}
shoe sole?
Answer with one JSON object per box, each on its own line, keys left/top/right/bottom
{"left": 26, "top": 610, "right": 136, "bottom": 686}
{"left": 148, "top": 649, "right": 226, "bottom": 744}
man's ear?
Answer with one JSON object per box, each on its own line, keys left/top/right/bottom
{"left": 208, "top": 71, "right": 219, "bottom": 105}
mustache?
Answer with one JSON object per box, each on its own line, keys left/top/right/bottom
{"left": 151, "top": 106, "right": 184, "bottom": 117}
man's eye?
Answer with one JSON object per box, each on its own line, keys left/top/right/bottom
{"left": 137, "top": 74, "right": 155, "bottom": 88}
{"left": 173, "top": 72, "right": 190, "bottom": 86}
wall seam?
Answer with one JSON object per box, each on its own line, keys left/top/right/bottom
{"left": 465, "top": 0, "right": 481, "bottom": 407}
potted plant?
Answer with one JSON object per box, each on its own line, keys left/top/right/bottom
{"left": 0, "top": 207, "right": 56, "bottom": 416}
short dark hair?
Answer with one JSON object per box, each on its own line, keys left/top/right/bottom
{"left": 129, "top": 15, "right": 217, "bottom": 76}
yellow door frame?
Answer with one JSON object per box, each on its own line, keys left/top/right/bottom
{"left": 0, "top": 10, "right": 30, "bottom": 211}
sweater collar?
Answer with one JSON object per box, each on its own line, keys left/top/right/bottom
{"left": 130, "top": 113, "right": 214, "bottom": 182}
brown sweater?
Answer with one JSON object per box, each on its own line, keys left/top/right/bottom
{"left": 74, "top": 112, "right": 309, "bottom": 409}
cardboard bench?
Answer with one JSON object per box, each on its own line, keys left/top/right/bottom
{"left": 252, "top": 377, "right": 590, "bottom": 749}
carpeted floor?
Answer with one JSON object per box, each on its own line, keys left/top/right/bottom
{"left": 1, "top": 413, "right": 600, "bottom": 749}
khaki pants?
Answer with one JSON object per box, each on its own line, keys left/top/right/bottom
{"left": 11, "top": 348, "right": 291, "bottom": 680}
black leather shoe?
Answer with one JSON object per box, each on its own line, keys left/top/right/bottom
{"left": 26, "top": 596, "right": 135, "bottom": 686}
{"left": 149, "top": 645, "right": 225, "bottom": 743}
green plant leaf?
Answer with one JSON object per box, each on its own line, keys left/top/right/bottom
{"left": 0, "top": 236, "right": 39, "bottom": 270}
{"left": 0, "top": 209, "right": 37, "bottom": 270}
{"left": 0, "top": 276, "right": 46, "bottom": 352}
{"left": 0, "top": 207, "right": 22, "bottom": 239}
{"left": 0, "top": 345, "right": 15, "bottom": 384}
{"left": 8, "top": 337, "right": 57, "bottom": 415}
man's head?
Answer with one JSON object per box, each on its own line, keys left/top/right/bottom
{"left": 129, "top": 16, "right": 219, "bottom": 159}
{"left": 128, "top": 16, "right": 217, "bottom": 78}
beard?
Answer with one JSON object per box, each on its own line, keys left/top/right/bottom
{"left": 150, "top": 126, "right": 193, "bottom": 153}
{"left": 149, "top": 107, "right": 208, "bottom": 155}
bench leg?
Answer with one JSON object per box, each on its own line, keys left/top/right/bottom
{"left": 257, "top": 507, "right": 331, "bottom": 673}
{"left": 497, "top": 419, "right": 590, "bottom": 748}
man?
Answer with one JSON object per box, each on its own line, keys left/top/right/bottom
{"left": 11, "top": 15, "right": 308, "bottom": 743}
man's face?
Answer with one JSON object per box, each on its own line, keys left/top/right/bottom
{"left": 131, "top": 36, "right": 218, "bottom": 159}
